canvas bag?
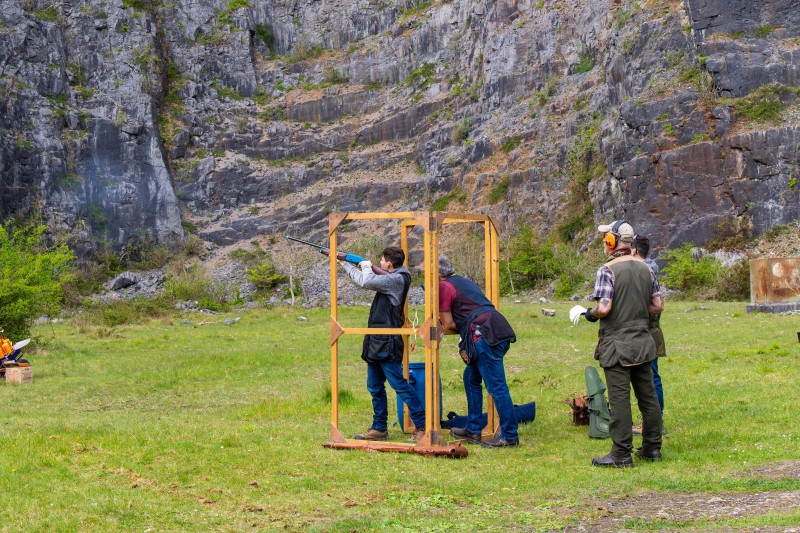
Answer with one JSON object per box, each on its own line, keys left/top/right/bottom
{"left": 585, "top": 365, "right": 612, "bottom": 439}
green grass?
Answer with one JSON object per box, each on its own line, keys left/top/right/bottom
{"left": 727, "top": 84, "right": 800, "bottom": 123}
{"left": 1, "top": 301, "right": 799, "bottom": 530}
{"left": 430, "top": 189, "right": 466, "bottom": 211}
{"left": 486, "top": 175, "right": 510, "bottom": 204}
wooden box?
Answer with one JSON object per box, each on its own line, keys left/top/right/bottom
{"left": 5, "top": 366, "right": 32, "bottom": 384}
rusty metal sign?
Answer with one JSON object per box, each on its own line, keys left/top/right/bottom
{"left": 750, "top": 258, "right": 800, "bottom": 304}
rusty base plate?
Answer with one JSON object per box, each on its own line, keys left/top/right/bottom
{"left": 324, "top": 425, "right": 468, "bottom": 457}
{"left": 323, "top": 440, "right": 468, "bottom": 458}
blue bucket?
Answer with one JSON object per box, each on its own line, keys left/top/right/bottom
{"left": 397, "top": 362, "right": 443, "bottom": 431}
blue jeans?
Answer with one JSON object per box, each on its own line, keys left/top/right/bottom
{"left": 652, "top": 358, "right": 664, "bottom": 413}
{"left": 463, "top": 338, "right": 519, "bottom": 441}
{"left": 367, "top": 360, "right": 426, "bottom": 432}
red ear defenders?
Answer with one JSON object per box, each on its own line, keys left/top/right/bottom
{"left": 603, "top": 220, "right": 626, "bottom": 248}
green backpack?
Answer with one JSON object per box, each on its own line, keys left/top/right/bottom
{"left": 584, "top": 366, "right": 612, "bottom": 439}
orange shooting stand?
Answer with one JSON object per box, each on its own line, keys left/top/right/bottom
{"left": 322, "top": 211, "right": 503, "bottom": 458}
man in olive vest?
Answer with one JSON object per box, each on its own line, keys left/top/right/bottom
{"left": 339, "top": 246, "right": 426, "bottom": 442}
{"left": 577, "top": 221, "right": 664, "bottom": 467}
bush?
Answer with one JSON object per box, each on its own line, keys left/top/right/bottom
{"left": 89, "top": 298, "right": 170, "bottom": 327}
{"left": 661, "top": 244, "right": 720, "bottom": 294}
{"left": 715, "top": 259, "right": 751, "bottom": 301}
{"left": 729, "top": 84, "right": 800, "bottom": 123}
{"left": 248, "top": 256, "right": 287, "bottom": 297}
{"left": 162, "top": 264, "right": 229, "bottom": 310}
{"left": 431, "top": 189, "right": 466, "bottom": 211}
{"left": 0, "top": 222, "right": 74, "bottom": 339}
{"left": 254, "top": 23, "right": 274, "bottom": 52}
{"left": 322, "top": 67, "right": 348, "bottom": 84}
{"left": 553, "top": 257, "right": 587, "bottom": 299}
{"left": 122, "top": 231, "right": 172, "bottom": 270}
{"left": 486, "top": 176, "right": 510, "bottom": 204}
{"left": 556, "top": 206, "right": 593, "bottom": 243}
{"left": 705, "top": 217, "right": 752, "bottom": 251}
{"left": 440, "top": 225, "right": 485, "bottom": 286}
{"left": 501, "top": 136, "right": 521, "bottom": 153}
{"left": 341, "top": 234, "right": 386, "bottom": 263}
{"left": 501, "top": 228, "right": 559, "bottom": 292}
{"left": 181, "top": 234, "right": 206, "bottom": 258}
{"left": 451, "top": 117, "right": 472, "bottom": 144}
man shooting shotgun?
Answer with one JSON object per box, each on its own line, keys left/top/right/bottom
{"left": 338, "top": 245, "right": 427, "bottom": 442}
{"left": 285, "top": 235, "right": 388, "bottom": 275}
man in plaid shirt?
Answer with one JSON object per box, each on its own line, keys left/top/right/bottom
{"left": 572, "top": 220, "right": 664, "bottom": 467}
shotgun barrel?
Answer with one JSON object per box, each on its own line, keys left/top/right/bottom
{"left": 285, "top": 235, "right": 389, "bottom": 275}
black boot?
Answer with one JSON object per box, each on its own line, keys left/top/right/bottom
{"left": 634, "top": 447, "right": 662, "bottom": 461}
{"left": 592, "top": 453, "right": 634, "bottom": 467}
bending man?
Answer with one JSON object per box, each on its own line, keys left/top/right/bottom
{"left": 438, "top": 255, "right": 519, "bottom": 448}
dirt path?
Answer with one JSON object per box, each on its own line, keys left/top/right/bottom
{"left": 567, "top": 461, "right": 800, "bottom": 532}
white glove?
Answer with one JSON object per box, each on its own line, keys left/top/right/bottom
{"left": 569, "top": 305, "right": 587, "bottom": 325}
{"left": 359, "top": 260, "right": 372, "bottom": 270}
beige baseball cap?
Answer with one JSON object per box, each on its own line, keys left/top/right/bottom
{"left": 598, "top": 221, "right": 634, "bottom": 242}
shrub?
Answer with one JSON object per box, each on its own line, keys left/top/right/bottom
{"left": 764, "top": 224, "right": 793, "bottom": 239}
{"left": 553, "top": 252, "right": 587, "bottom": 299}
{"left": 440, "top": 225, "right": 485, "bottom": 285}
{"left": 213, "top": 82, "right": 244, "bottom": 101}
{"left": 323, "top": 67, "right": 348, "bottom": 84}
{"left": 613, "top": 6, "right": 636, "bottom": 30}
{"left": 754, "top": 25, "right": 779, "bottom": 38}
{"left": 705, "top": 217, "right": 752, "bottom": 251}
{"left": 89, "top": 297, "right": 170, "bottom": 327}
{"left": 574, "top": 53, "right": 594, "bottom": 74}
{"left": 404, "top": 63, "right": 436, "bottom": 90}
{"left": 182, "top": 234, "right": 206, "bottom": 257}
{"left": 728, "top": 84, "right": 800, "bottom": 123}
{"left": 715, "top": 259, "right": 750, "bottom": 301}
{"left": 248, "top": 256, "right": 287, "bottom": 297}
{"left": 431, "top": 189, "right": 466, "bottom": 211}
{"left": 556, "top": 205, "right": 593, "bottom": 243}
{"left": 486, "top": 176, "right": 510, "bottom": 204}
{"left": 122, "top": 231, "right": 173, "bottom": 270}
{"left": 0, "top": 222, "right": 74, "bottom": 339}
{"left": 501, "top": 136, "right": 522, "bottom": 153}
{"left": 341, "top": 234, "right": 386, "bottom": 263}
{"left": 661, "top": 244, "right": 720, "bottom": 294}
{"left": 162, "top": 264, "right": 229, "bottom": 310}
{"left": 562, "top": 121, "right": 603, "bottom": 233}
{"left": 254, "top": 24, "right": 275, "bottom": 53}
{"left": 451, "top": 117, "right": 472, "bottom": 144}
{"left": 500, "top": 227, "right": 560, "bottom": 292}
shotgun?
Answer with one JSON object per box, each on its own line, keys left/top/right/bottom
{"left": 286, "top": 235, "right": 389, "bottom": 275}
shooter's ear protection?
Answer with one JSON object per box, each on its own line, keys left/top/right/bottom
{"left": 603, "top": 220, "right": 626, "bottom": 249}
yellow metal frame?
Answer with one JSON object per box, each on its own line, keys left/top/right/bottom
{"left": 323, "top": 211, "right": 502, "bottom": 457}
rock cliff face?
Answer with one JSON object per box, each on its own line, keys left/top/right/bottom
{"left": 0, "top": 0, "right": 798, "bottom": 258}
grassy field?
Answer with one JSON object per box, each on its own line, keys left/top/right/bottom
{"left": 1, "top": 300, "right": 799, "bottom": 531}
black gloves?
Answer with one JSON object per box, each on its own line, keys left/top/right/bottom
{"left": 584, "top": 308, "right": 599, "bottom": 322}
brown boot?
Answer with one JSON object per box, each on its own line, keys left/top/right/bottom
{"left": 407, "top": 428, "right": 425, "bottom": 443}
{"left": 450, "top": 427, "right": 481, "bottom": 444}
{"left": 354, "top": 427, "right": 388, "bottom": 441}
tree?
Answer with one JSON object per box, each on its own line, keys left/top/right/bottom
{"left": 0, "top": 222, "right": 74, "bottom": 339}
